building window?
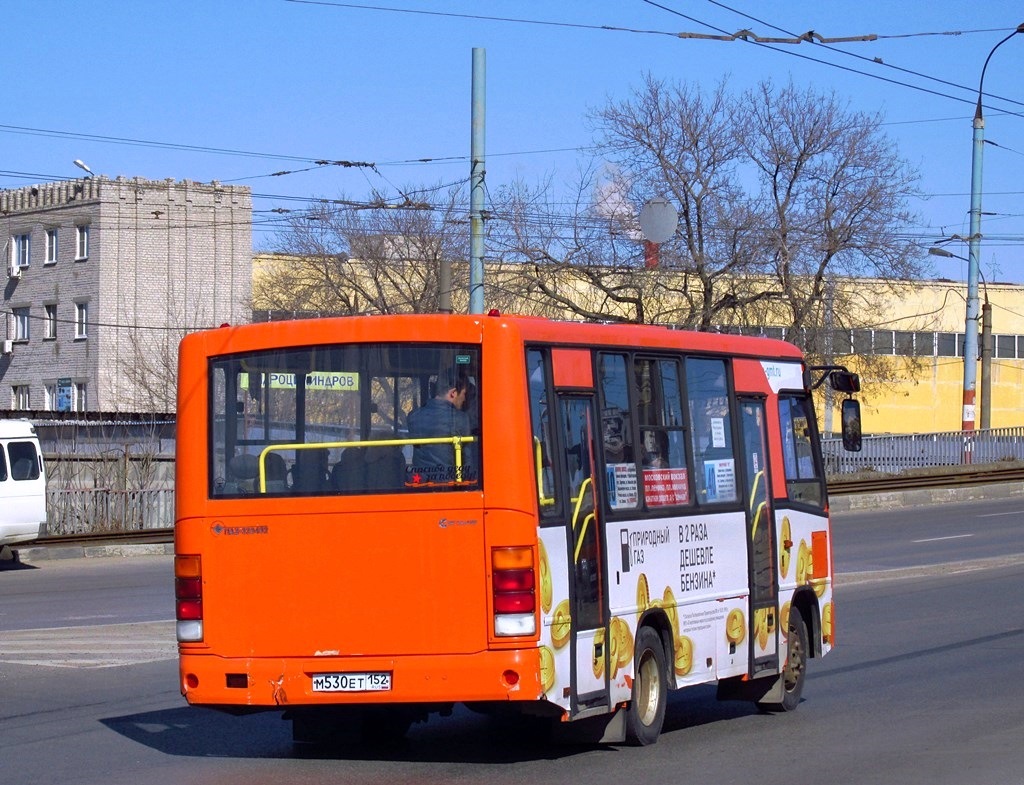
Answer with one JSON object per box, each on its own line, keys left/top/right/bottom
{"left": 995, "top": 334, "right": 1016, "bottom": 359}
{"left": 12, "top": 233, "right": 30, "bottom": 269}
{"left": 12, "top": 307, "right": 30, "bottom": 342}
{"left": 852, "top": 330, "right": 873, "bottom": 355}
{"left": 832, "top": 329, "right": 853, "bottom": 355}
{"left": 75, "top": 225, "right": 90, "bottom": 260}
{"left": 74, "top": 383, "right": 87, "bottom": 412}
{"left": 914, "top": 332, "right": 935, "bottom": 357}
{"left": 937, "top": 333, "right": 957, "bottom": 357}
{"left": 45, "top": 229, "right": 58, "bottom": 264}
{"left": 894, "top": 331, "right": 915, "bottom": 356}
{"left": 74, "top": 302, "right": 89, "bottom": 339}
{"left": 44, "top": 384, "right": 56, "bottom": 411}
{"left": 872, "top": 330, "right": 895, "bottom": 355}
{"left": 12, "top": 385, "right": 30, "bottom": 410}
{"left": 44, "top": 304, "right": 57, "bottom": 340}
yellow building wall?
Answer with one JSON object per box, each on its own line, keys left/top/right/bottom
{"left": 253, "top": 255, "right": 1024, "bottom": 435}
{"left": 838, "top": 280, "right": 1024, "bottom": 434}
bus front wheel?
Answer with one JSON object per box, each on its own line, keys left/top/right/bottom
{"left": 758, "top": 608, "right": 808, "bottom": 712}
{"left": 624, "top": 626, "right": 668, "bottom": 745}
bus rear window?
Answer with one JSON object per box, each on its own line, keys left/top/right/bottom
{"left": 209, "top": 343, "right": 480, "bottom": 497}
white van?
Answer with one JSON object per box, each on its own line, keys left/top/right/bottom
{"left": 0, "top": 420, "right": 47, "bottom": 547}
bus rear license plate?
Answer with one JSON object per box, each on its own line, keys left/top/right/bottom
{"left": 312, "top": 672, "right": 392, "bottom": 692}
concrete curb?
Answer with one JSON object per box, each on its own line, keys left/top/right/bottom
{"left": 8, "top": 542, "right": 174, "bottom": 564}
{"left": 828, "top": 480, "right": 1024, "bottom": 513}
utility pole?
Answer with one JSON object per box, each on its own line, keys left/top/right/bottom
{"left": 929, "top": 246, "right": 994, "bottom": 431}
{"left": 963, "top": 23, "right": 1024, "bottom": 432}
{"left": 469, "top": 48, "right": 486, "bottom": 314}
{"left": 981, "top": 298, "right": 992, "bottom": 429}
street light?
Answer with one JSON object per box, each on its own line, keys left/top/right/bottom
{"left": 73, "top": 159, "right": 94, "bottom": 178}
{"left": 963, "top": 23, "right": 1024, "bottom": 432}
{"left": 930, "top": 246, "right": 992, "bottom": 428}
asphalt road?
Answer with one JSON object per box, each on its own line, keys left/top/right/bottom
{"left": 1, "top": 495, "right": 1022, "bottom": 784}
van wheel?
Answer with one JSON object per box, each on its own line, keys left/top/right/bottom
{"left": 758, "top": 608, "right": 807, "bottom": 712}
{"left": 624, "top": 627, "right": 667, "bottom": 745}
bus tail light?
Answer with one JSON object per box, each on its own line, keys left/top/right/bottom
{"left": 175, "top": 554, "right": 204, "bottom": 642}
{"left": 492, "top": 547, "right": 536, "bottom": 636}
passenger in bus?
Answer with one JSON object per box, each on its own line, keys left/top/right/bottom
{"left": 407, "top": 371, "right": 477, "bottom": 483}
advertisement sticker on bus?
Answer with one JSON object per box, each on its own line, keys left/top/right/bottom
{"left": 760, "top": 361, "right": 804, "bottom": 393}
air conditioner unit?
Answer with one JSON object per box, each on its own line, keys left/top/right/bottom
{"left": 8, "top": 261, "right": 21, "bottom": 279}
{"left": 1, "top": 340, "right": 13, "bottom": 355}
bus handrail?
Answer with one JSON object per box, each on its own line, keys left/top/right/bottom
{"left": 574, "top": 512, "right": 595, "bottom": 563}
{"left": 534, "top": 437, "right": 555, "bottom": 507}
{"left": 256, "top": 436, "right": 477, "bottom": 492}
{"left": 570, "top": 476, "right": 592, "bottom": 531}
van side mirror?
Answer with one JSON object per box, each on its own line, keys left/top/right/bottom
{"left": 841, "top": 399, "right": 862, "bottom": 452}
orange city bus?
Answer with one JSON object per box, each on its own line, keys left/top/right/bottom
{"left": 174, "top": 312, "right": 860, "bottom": 745}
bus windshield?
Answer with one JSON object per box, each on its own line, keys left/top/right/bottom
{"left": 209, "top": 342, "right": 480, "bottom": 497}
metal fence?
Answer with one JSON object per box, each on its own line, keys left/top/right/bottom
{"left": 36, "top": 428, "right": 1024, "bottom": 535}
{"left": 46, "top": 488, "right": 175, "bottom": 536}
{"left": 822, "top": 426, "right": 1024, "bottom": 475}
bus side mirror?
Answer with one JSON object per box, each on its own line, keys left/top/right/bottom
{"left": 831, "top": 371, "right": 861, "bottom": 394}
{"left": 841, "top": 399, "right": 862, "bottom": 452}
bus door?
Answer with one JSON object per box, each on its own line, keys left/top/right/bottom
{"left": 556, "top": 395, "right": 610, "bottom": 714}
{"left": 738, "top": 398, "right": 779, "bottom": 675}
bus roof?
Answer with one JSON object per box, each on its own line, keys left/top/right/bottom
{"left": 183, "top": 313, "right": 804, "bottom": 362}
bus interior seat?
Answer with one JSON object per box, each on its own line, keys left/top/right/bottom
{"left": 363, "top": 444, "right": 407, "bottom": 490}
{"left": 333, "top": 441, "right": 406, "bottom": 492}
{"left": 264, "top": 452, "right": 288, "bottom": 492}
{"left": 225, "top": 453, "right": 259, "bottom": 494}
{"left": 292, "top": 448, "right": 330, "bottom": 492}
{"left": 332, "top": 447, "right": 365, "bottom": 491}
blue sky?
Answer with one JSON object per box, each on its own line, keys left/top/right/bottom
{"left": 3, "top": 1, "right": 1023, "bottom": 282}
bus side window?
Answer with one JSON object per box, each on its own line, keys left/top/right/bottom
{"left": 635, "top": 357, "right": 691, "bottom": 508}
{"left": 0, "top": 448, "right": 7, "bottom": 482}
{"left": 527, "top": 349, "right": 559, "bottom": 515}
{"left": 685, "top": 357, "right": 738, "bottom": 505}
{"left": 779, "top": 395, "right": 824, "bottom": 507}
{"left": 597, "top": 353, "right": 638, "bottom": 511}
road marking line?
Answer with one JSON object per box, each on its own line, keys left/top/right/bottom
{"left": 978, "top": 511, "right": 1021, "bottom": 518}
{"left": 0, "top": 620, "right": 177, "bottom": 669}
{"left": 912, "top": 534, "right": 975, "bottom": 543}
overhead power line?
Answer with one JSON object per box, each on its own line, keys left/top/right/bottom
{"left": 640, "top": 0, "right": 1024, "bottom": 117}
{"left": 0, "top": 123, "right": 334, "bottom": 164}
{"left": 703, "top": 0, "right": 1024, "bottom": 110}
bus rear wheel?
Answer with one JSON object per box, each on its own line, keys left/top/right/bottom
{"left": 624, "top": 626, "right": 667, "bottom": 745}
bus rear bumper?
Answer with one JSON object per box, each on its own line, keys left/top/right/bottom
{"left": 179, "top": 648, "right": 544, "bottom": 707}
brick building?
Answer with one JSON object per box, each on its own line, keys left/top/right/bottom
{"left": 1, "top": 176, "right": 251, "bottom": 413}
